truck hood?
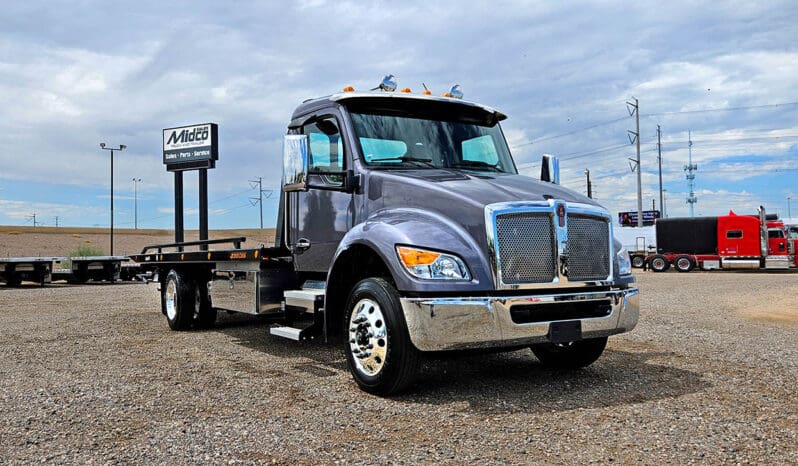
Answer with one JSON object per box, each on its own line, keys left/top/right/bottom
{"left": 370, "top": 169, "right": 601, "bottom": 213}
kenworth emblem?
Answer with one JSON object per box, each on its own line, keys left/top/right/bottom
{"left": 556, "top": 204, "right": 566, "bottom": 227}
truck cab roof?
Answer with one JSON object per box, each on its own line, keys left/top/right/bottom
{"left": 290, "top": 92, "right": 507, "bottom": 128}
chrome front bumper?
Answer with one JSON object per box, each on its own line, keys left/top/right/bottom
{"left": 400, "top": 287, "right": 639, "bottom": 351}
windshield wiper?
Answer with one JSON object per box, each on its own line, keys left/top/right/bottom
{"left": 370, "top": 156, "right": 437, "bottom": 168}
{"left": 450, "top": 160, "right": 503, "bottom": 172}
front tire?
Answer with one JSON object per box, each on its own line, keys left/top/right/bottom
{"left": 344, "top": 278, "right": 420, "bottom": 396}
{"left": 531, "top": 337, "right": 608, "bottom": 369}
{"left": 631, "top": 255, "right": 646, "bottom": 269}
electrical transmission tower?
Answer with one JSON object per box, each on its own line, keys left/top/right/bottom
{"left": 249, "top": 177, "right": 274, "bottom": 229}
{"left": 684, "top": 130, "right": 698, "bottom": 217}
{"left": 626, "top": 97, "right": 643, "bottom": 226}
{"left": 27, "top": 212, "right": 38, "bottom": 227}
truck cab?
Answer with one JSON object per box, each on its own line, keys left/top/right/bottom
{"left": 280, "top": 90, "right": 638, "bottom": 393}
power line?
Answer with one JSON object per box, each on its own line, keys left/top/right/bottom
{"left": 512, "top": 116, "right": 629, "bottom": 148}
{"left": 642, "top": 101, "right": 798, "bottom": 117}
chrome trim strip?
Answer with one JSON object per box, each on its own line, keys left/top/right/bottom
{"left": 484, "top": 200, "right": 614, "bottom": 290}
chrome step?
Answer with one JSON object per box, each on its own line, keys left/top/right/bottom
{"left": 269, "top": 326, "right": 303, "bottom": 340}
{"left": 284, "top": 288, "right": 325, "bottom": 313}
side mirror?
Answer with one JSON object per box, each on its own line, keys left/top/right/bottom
{"left": 540, "top": 154, "right": 560, "bottom": 184}
{"left": 283, "top": 134, "right": 309, "bottom": 192}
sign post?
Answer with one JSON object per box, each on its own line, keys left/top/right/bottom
{"left": 162, "top": 123, "right": 219, "bottom": 249}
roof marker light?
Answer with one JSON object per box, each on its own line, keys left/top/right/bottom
{"left": 343, "top": 85, "right": 355, "bottom": 92}
{"left": 401, "top": 87, "right": 412, "bottom": 93}
{"left": 421, "top": 83, "right": 432, "bottom": 95}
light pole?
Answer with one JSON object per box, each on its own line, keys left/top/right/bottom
{"left": 132, "top": 178, "right": 141, "bottom": 229}
{"left": 100, "top": 143, "right": 126, "bottom": 255}
{"left": 788, "top": 196, "right": 792, "bottom": 220}
{"left": 662, "top": 189, "right": 668, "bottom": 218}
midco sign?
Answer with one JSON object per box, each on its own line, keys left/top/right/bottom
{"left": 162, "top": 123, "right": 218, "bottom": 171}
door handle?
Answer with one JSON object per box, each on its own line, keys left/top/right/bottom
{"left": 295, "top": 238, "right": 311, "bottom": 252}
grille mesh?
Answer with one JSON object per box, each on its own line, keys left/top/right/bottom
{"left": 495, "top": 213, "right": 555, "bottom": 283}
{"left": 494, "top": 209, "right": 611, "bottom": 286}
{"left": 565, "top": 215, "right": 610, "bottom": 280}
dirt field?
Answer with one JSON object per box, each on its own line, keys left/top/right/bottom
{"left": 1, "top": 268, "right": 797, "bottom": 463}
{"left": 0, "top": 226, "right": 276, "bottom": 258}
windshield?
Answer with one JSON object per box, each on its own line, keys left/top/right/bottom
{"left": 349, "top": 112, "right": 517, "bottom": 173}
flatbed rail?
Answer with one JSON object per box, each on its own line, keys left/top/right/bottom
{"left": 140, "top": 237, "right": 247, "bottom": 254}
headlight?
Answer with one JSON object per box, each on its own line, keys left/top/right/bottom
{"left": 396, "top": 246, "right": 471, "bottom": 280}
{"left": 617, "top": 248, "right": 632, "bottom": 276}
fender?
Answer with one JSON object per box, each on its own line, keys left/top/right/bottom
{"left": 328, "top": 207, "right": 495, "bottom": 294}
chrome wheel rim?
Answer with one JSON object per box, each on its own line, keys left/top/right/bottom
{"left": 165, "top": 279, "right": 177, "bottom": 320}
{"left": 677, "top": 258, "right": 690, "bottom": 269}
{"left": 348, "top": 298, "right": 388, "bottom": 377}
{"left": 653, "top": 258, "right": 665, "bottom": 269}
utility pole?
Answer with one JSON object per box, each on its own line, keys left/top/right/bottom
{"left": 626, "top": 97, "right": 643, "bottom": 226}
{"left": 584, "top": 169, "right": 592, "bottom": 198}
{"left": 132, "top": 178, "right": 141, "bottom": 230}
{"left": 249, "top": 177, "right": 273, "bottom": 229}
{"left": 788, "top": 196, "right": 792, "bottom": 219}
{"left": 657, "top": 124, "right": 663, "bottom": 217}
{"left": 54, "top": 216, "right": 59, "bottom": 228}
{"left": 684, "top": 130, "right": 698, "bottom": 217}
{"left": 27, "top": 212, "right": 38, "bottom": 227}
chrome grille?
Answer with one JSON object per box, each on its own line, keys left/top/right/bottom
{"left": 495, "top": 213, "right": 556, "bottom": 284}
{"left": 565, "top": 215, "right": 610, "bottom": 281}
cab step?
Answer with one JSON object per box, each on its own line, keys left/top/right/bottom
{"left": 270, "top": 319, "right": 323, "bottom": 341}
{"left": 284, "top": 288, "right": 325, "bottom": 313}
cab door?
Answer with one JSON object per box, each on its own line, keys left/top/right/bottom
{"left": 288, "top": 112, "right": 355, "bottom": 273}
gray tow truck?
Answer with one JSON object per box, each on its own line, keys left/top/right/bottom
{"left": 132, "top": 79, "right": 639, "bottom": 395}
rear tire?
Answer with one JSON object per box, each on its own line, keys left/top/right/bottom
{"left": 163, "top": 269, "right": 195, "bottom": 331}
{"left": 650, "top": 255, "right": 670, "bottom": 272}
{"left": 674, "top": 255, "right": 695, "bottom": 273}
{"left": 531, "top": 337, "right": 608, "bottom": 369}
{"left": 631, "top": 255, "right": 645, "bottom": 268}
{"left": 344, "top": 278, "right": 420, "bottom": 396}
{"left": 193, "top": 280, "right": 217, "bottom": 328}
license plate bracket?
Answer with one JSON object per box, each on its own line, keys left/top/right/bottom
{"left": 549, "top": 320, "right": 582, "bottom": 344}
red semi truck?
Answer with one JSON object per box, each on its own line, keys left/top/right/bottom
{"left": 647, "top": 207, "right": 797, "bottom": 272}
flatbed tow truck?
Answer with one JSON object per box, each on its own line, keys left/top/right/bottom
{"left": 131, "top": 77, "right": 639, "bottom": 395}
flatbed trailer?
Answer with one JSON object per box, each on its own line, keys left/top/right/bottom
{"left": 2, "top": 255, "right": 139, "bottom": 285}
{"left": 0, "top": 257, "right": 63, "bottom": 286}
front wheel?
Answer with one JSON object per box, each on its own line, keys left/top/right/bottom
{"left": 344, "top": 278, "right": 420, "bottom": 396}
{"left": 631, "top": 255, "right": 646, "bottom": 268}
{"left": 531, "top": 337, "right": 608, "bottom": 369}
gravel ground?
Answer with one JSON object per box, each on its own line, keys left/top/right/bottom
{"left": 1, "top": 271, "right": 797, "bottom": 464}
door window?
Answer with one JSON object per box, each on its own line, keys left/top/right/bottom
{"left": 304, "top": 118, "right": 344, "bottom": 173}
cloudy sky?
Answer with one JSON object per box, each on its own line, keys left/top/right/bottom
{"left": 1, "top": 1, "right": 797, "bottom": 230}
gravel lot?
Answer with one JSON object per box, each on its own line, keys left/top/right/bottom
{"left": 1, "top": 271, "right": 797, "bottom": 464}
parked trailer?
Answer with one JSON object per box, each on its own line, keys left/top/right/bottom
{"left": 0, "top": 257, "right": 62, "bottom": 286}
{"left": 646, "top": 207, "right": 797, "bottom": 272}
{"left": 132, "top": 82, "right": 639, "bottom": 396}
{"left": 2, "top": 256, "right": 140, "bottom": 285}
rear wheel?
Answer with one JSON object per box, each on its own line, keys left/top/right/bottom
{"left": 344, "top": 278, "right": 420, "bottom": 396}
{"left": 650, "top": 255, "right": 670, "bottom": 272}
{"left": 531, "top": 337, "right": 608, "bottom": 369}
{"left": 163, "top": 269, "right": 195, "bottom": 330}
{"left": 674, "top": 255, "right": 695, "bottom": 273}
{"left": 193, "top": 280, "right": 217, "bottom": 328}
{"left": 631, "top": 255, "right": 646, "bottom": 268}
